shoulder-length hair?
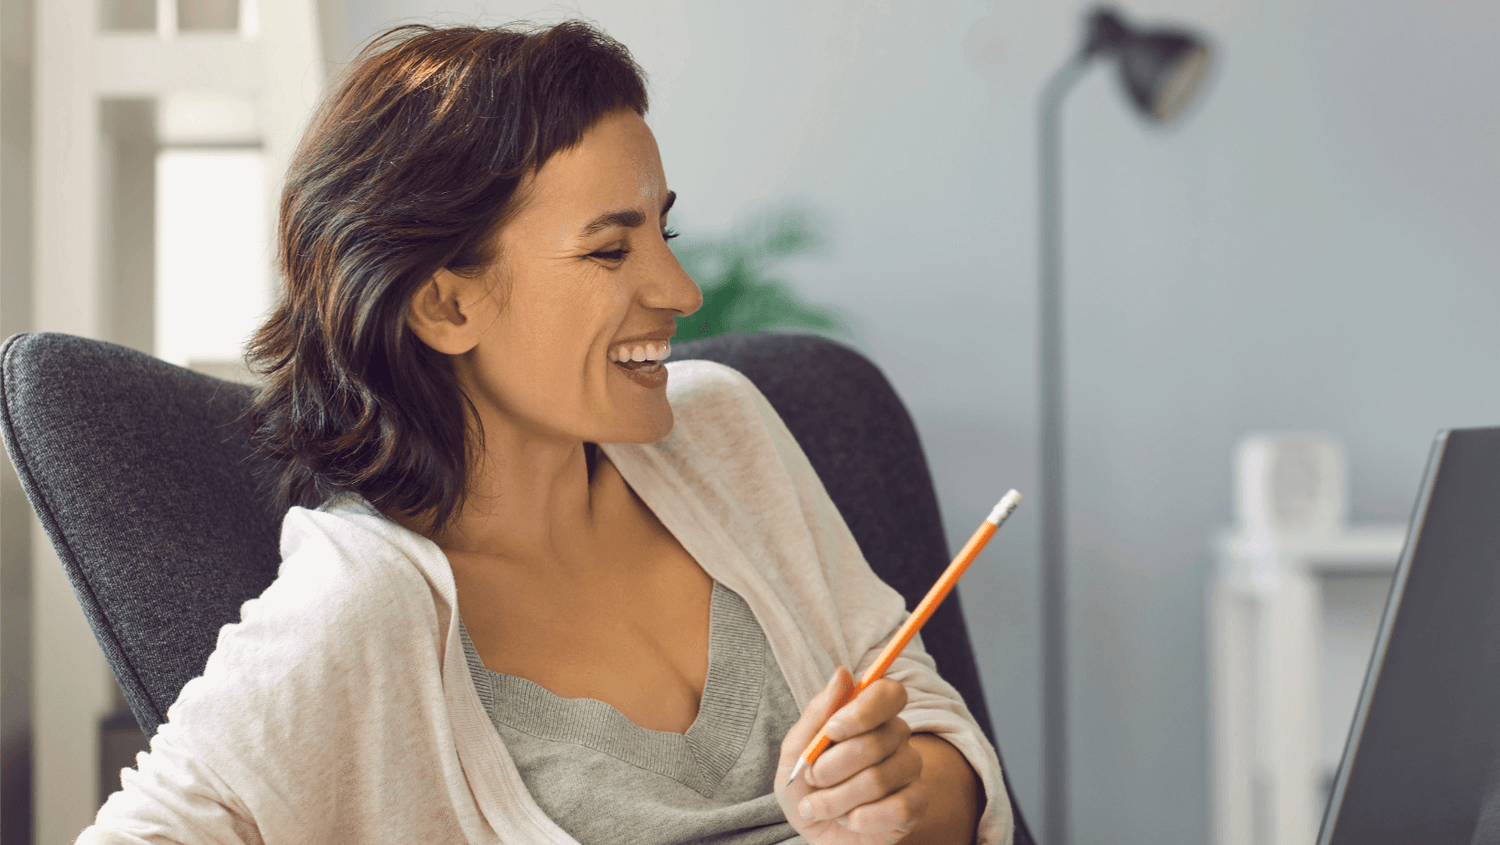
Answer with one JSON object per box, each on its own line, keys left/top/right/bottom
{"left": 247, "top": 21, "right": 649, "bottom": 531}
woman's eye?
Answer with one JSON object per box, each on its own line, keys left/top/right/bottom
{"left": 663, "top": 228, "right": 680, "bottom": 241}
{"left": 590, "top": 248, "right": 629, "bottom": 261}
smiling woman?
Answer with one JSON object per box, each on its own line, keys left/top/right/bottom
{"left": 246, "top": 22, "right": 658, "bottom": 531}
{"left": 77, "top": 20, "right": 1010, "bottom": 845}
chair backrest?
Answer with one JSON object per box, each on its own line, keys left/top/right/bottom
{"left": 1, "top": 330, "right": 1033, "bottom": 845}
{"left": 2, "top": 332, "right": 282, "bottom": 736}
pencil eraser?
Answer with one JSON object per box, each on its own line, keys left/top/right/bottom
{"left": 987, "top": 490, "right": 1022, "bottom": 525}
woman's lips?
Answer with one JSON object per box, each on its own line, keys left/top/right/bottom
{"left": 612, "top": 358, "right": 667, "bottom": 388}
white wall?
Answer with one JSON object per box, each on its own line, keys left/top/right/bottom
{"left": 339, "top": 3, "right": 1500, "bottom": 843}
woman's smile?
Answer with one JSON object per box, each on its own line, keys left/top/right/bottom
{"left": 607, "top": 337, "right": 673, "bottom": 387}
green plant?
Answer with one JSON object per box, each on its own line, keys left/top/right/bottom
{"left": 670, "top": 206, "right": 848, "bottom": 343}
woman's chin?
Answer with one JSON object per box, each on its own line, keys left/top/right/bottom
{"left": 599, "top": 404, "right": 674, "bottom": 445}
{"left": 634, "top": 411, "right": 676, "bottom": 445}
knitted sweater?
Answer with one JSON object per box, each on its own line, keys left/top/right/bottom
{"left": 81, "top": 359, "right": 1013, "bottom": 845}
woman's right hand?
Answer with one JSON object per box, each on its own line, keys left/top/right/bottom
{"left": 775, "top": 667, "right": 930, "bottom": 845}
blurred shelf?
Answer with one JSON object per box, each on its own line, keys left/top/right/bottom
{"left": 1210, "top": 524, "right": 1405, "bottom": 845}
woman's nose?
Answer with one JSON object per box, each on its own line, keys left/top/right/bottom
{"left": 641, "top": 239, "right": 703, "bottom": 318}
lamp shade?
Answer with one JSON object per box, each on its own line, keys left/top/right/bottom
{"left": 1083, "top": 7, "right": 1212, "bottom": 121}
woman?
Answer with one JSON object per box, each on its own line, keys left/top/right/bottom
{"left": 83, "top": 21, "right": 1011, "bottom": 845}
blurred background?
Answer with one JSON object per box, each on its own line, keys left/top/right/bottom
{"left": 3, "top": 1, "right": 1499, "bottom": 843}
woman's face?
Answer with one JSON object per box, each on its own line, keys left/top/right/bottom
{"left": 444, "top": 109, "right": 701, "bottom": 449}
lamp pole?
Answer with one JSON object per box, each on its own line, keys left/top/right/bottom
{"left": 1038, "top": 54, "right": 1087, "bottom": 845}
{"left": 1034, "top": 9, "right": 1211, "bottom": 845}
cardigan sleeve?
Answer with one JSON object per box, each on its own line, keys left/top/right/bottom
{"left": 666, "top": 362, "right": 1014, "bottom": 845}
{"left": 79, "top": 507, "right": 469, "bottom": 845}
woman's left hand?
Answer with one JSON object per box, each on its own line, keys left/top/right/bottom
{"left": 776, "top": 667, "right": 930, "bottom": 845}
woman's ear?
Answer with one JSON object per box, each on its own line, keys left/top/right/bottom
{"left": 407, "top": 268, "right": 482, "bottom": 355}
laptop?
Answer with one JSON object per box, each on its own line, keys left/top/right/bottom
{"left": 1319, "top": 427, "right": 1500, "bottom": 844}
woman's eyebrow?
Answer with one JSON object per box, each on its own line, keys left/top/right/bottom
{"left": 577, "top": 191, "right": 677, "bottom": 238}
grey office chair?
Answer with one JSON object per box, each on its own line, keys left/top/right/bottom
{"left": 0, "top": 330, "right": 1034, "bottom": 845}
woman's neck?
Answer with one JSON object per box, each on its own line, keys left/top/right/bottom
{"left": 423, "top": 431, "right": 621, "bottom": 571}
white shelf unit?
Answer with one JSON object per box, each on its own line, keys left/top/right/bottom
{"left": 1209, "top": 524, "right": 1406, "bottom": 845}
{"left": 27, "top": 0, "right": 329, "bottom": 839}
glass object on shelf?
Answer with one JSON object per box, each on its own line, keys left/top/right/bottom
{"left": 1235, "top": 434, "right": 1348, "bottom": 537}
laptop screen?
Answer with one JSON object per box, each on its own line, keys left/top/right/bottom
{"left": 1320, "top": 427, "right": 1500, "bottom": 844}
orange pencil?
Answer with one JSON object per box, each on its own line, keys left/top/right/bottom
{"left": 786, "top": 489, "right": 1022, "bottom": 787}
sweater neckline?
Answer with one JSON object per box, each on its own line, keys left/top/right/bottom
{"left": 460, "top": 582, "right": 766, "bottom": 798}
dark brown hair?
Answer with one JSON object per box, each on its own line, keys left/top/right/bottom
{"left": 246, "top": 21, "right": 649, "bottom": 530}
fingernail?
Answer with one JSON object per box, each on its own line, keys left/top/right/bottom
{"left": 799, "top": 800, "right": 812, "bottom": 820}
{"left": 824, "top": 718, "right": 843, "bottom": 739}
{"left": 836, "top": 816, "right": 851, "bottom": 828}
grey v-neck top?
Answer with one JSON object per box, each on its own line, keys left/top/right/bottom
{"left": 458, "top": 582, "right": 807, "bottom": 845}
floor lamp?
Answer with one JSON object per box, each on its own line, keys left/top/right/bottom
{"left": 1038, "top": 7, "right": 1213, "bottom": 845}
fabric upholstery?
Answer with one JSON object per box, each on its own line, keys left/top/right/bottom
{"left": 1, "top": 332, "right": 281, "bottom": 736}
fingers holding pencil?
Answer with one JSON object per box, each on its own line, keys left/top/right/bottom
{"left": 775, "top": 669, "right": 928, "bottom": 845}
{"left": 803, "top": 679, "right": 912, "bottom": 790}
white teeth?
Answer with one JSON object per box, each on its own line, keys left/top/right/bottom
{"left": 608, "top": 341, "right": 671, "bottom": 363}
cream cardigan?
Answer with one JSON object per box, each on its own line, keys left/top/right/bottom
{"left": 81, "top": 360, "right": 1013, "bottom": 845}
